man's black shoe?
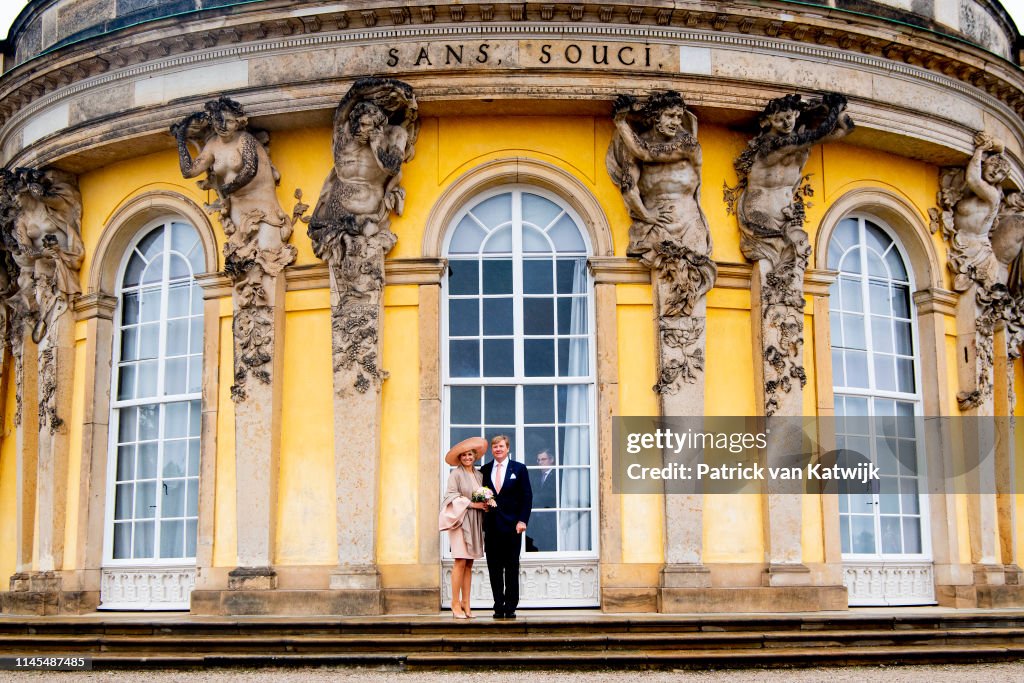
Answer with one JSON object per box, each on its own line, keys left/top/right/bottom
{"left": 492, "top": 611, "right": 505, "bottom": 619}
{"left": 504, "top": 612, "right": 516, "bottom": 619}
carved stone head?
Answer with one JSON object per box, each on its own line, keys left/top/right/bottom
{"left": 348, "top": 101, "right": 388, "bottom": 141}
{"left": 982, "top": 152, "right": 1010, "bottom": 185}
{"left": 204, "top": 96, "right": 248, "bottom": 140}
{"left": 639, "top": 91, "right": 688, "bottom": 139}
{"left": 760, "top": 94, "right": 804, "bottom": 134}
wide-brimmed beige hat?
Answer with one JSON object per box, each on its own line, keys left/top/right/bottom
{"left": 444, "top": 436, "right": 489, "bottom": 466}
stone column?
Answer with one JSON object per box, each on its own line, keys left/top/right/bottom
{"left": 725, "top": 93, "right": 852, "bottom": 589}
{"left": 658, "top": 280, "right": 712, "bottom": 590}
{"left": 955, "top": 287, "right": 1003, "bottom": 586}
{"left": 751, "top": 259, "right": 811, "bottom": 587}
{"left": 66, "top": 293, "right": 116, "bottom": 612}
{"left": 226, "top": 275, "right": 287, "bottom": 591}
{"left": 306, "top": 78, "right": 419, "bottom": 614}
{"left": 993, "top": 324, "right": 1021, "bottom": 585}
{"left": 913, "top": 288, "right": 974, "bottom": 605}
{"left": 2, "top": 168, "right": 84, "bottom": 614}
{"left": 168, "top": 97, "right": 302, "bottom": 594}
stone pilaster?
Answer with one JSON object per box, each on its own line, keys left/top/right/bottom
{"left": 751, "top": 260, "right": 811, "bottom": 586}
{"left": 228, "top": 274, "right": 286, "bottom": 591}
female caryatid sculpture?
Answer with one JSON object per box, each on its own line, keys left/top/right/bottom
{"left": 308, "top": 77, "right": 419, "bottom": 394}
{"left": 172, "top": 96, "right": 301, "bottom": 401}
{"left": 725, "top": 93, "right": 853, "bottom": 416}
{"left": 930, "top": 133, "right": 1021, "bottom": 410}
{"left": 607, "top": 91, "right": 716, "bottom": 395}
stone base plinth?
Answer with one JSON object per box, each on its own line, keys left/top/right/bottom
{"left": 658, "top": 585, "right": 847, "bottom": 613}
{"left": 976, "top": 584, "right": 1024, "bottom": 608}
{"left": 601, "top": 587, "right": 658, "bottom": 612}
{"left": 660, "top": 564, "right": 711, "bottom": 589}
{"left": 191, "top": 589, "right": 383, "bottom": 615}
{"left": 973, "top": 564, "right": 1006, "bottom": 586}
{"left": 935, "top": 584, "right": 979, "bottom": 608}
{"left": 762, "top": 563, "right": 812, "bottom": 587}
{"left": 382, "top": 588, "right": 437, "bottom": 614}
{"left": 1, "top": 573, "right": 97, "bottom": 616}
{"left": 330, "top": 565, "right": 381, "bottom": 590}
{"left": 228, "top": 567, "right": 277, "bottom": 591}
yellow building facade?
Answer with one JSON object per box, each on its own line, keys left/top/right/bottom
{"left": 1, "top": 0, "right": 1024, "bottom": 615}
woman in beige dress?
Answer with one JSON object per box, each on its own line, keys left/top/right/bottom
{"left": 439, "top": 436, "right": 495, "bottom": 619}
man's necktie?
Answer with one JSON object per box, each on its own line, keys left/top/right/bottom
{"left": 495, "top": 462, "right": 503, "bottom": 493}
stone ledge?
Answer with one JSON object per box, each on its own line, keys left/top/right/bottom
{"left": 657, "top": 586, "right": 848, "bottom": 613}
{"left": 191, "top": 589, "right": 383, "bottom": 616}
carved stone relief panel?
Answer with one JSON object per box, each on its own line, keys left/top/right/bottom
{"left": 725, "top": 92, "right": 853, "bottom": 416}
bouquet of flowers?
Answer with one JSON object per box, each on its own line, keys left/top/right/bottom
{"left": 471, "top": 487, "right": 494, "bottom": 503}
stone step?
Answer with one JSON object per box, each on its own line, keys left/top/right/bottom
{"left": 3, "top": 627, "right": 1024, "bottom": 656}
{"left": 4, "top": 612, "right": 1024, "bottom": 637}
{"left": 41, "top": 643, "right": 1024, "bottom": 671}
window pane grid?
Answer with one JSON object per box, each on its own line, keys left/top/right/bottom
{"left": 444, "top": 189, "right": 595, "bottom": 558}
{"left": 108, "top": 221, "right": 203, "bottom": 564}
{"left": 830, "top": 218, "right": 925, "bottom": 561}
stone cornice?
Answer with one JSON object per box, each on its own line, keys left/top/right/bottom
{"left": 280, "top": 258, "right": 450, "bottom": 292}
{"left": 0, "top": 1, "right": 1022, "bottom": 149}
{"left": 588, "top": 257, "right": 650, "bottom": 284}
{"left": 72, "top": 292, "right": 117, "bottom": 321}
{"left": 714, "top": 262, "right": 752, "bottom": 290}
{"left": 194, "top": 272, "right": 232, "bottom": 299}
{"left": 805, "top": 269, "right": 839, "bottom": 297}
{"left": 913, "top": 286, "right": 959, "bottom": 316}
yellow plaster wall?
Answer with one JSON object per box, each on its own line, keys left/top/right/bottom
{"left": 379, "top": 286, "right": 421, "bottom": 564}
{"left": 0, "top": 356, "right": 17, "bottom": 581}
{"left": 212, "top": 307, "right": 237, "bottom": 567}
{"left": 61, "top": 325, "right": 88, "bottom": 570}
{"left": 276, "top": 291, "right": 336, "bottom": 565}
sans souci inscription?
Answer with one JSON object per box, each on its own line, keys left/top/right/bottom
{"left": 383, "top": 41, "right": 676, "bottom": 70}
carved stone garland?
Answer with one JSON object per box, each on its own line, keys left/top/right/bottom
{"left": 307, "top": 77, "right": 419, "bottom": 603}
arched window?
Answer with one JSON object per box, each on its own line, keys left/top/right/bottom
{"left": 442, "top": 187, "right": 597, "bottom": 581}
{"left": 104, "top": 219, "right": 204, "bottom": 570}
{"left": 828, "top": 215, "right": 932, "bottom": 604}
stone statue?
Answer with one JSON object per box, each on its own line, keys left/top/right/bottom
{"left": 607, "top": 91, "right": 716, "bottom": 319}
{"left": 606, "top": 91, "right": 716, "bottom": 395}
{"left": 725, "top": 93, "right": 853, "bottom": 416}
{"left": 929, "top": 133, "right": 1020, "bottom": 410}
{"left": 309, "top": 77, "right": 419, "bottom": 394}
{"left": 2, "top": 167, "right": 84, "bottom": 432}
{"left": 0, "top": 169, "right": 25, "bottom": 425}
{"left": 171, "top": 96, "right": 302, "bottom": 401}
{"left": 931, "top": 133, "right": 1010, "bottom": 293}
{"left": 7, "top": 168, "right": 83, "bottom": 345}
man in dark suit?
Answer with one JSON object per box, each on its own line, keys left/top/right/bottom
{"left": 526, "top": 450, "right": 556, "bottom": 553}
{"left": 480, "top": 434, "right": 532, "bottom": 619}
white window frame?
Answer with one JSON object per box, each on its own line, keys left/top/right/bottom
{"left": 831, "top": 213, "right": 932, "bottom": 564}
{"left": 439, "top": 185, "right": 600, "bottom": 563}
{"left": 101, "top": 216, "right": 203, "bottom": 569}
